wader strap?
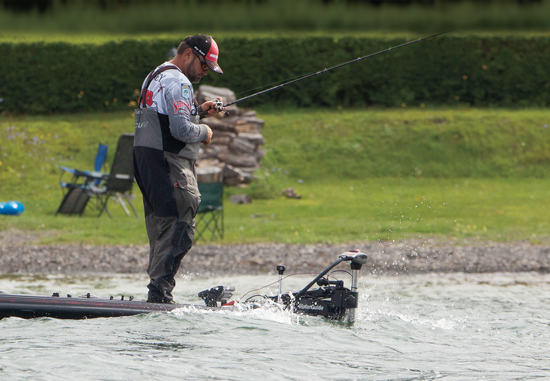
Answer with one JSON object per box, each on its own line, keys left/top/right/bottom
{"left": 139, "top": 64, "right": 182, "bottom": 108}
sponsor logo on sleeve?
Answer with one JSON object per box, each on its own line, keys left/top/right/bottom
{"left": 181, "top": 84, "right": 192, "bottom": 100}
{"left": 173, "top": 100, "right": 191, "bottom": 115}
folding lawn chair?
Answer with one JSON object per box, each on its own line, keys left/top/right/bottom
{"left": 59, "top": 143, "right": 108, "bottom": 190}
{"left": 56, "top": 143, "right": 108, "bottom": 216}
{"left": 55, "top": 185, "right": 91, "bottom": 216}
{"left": 87, "top": 134, "right": 138, "bottom": 218}
{"left": 195, "top": 182, "right": 224, "bottom": 242}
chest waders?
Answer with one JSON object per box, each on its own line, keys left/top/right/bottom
{"left": 134, "top": 65, "right": 201, "bottom": 304}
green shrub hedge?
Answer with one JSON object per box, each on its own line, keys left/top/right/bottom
{"left": 1, "top": 35, "right": 550, "bottom": 114}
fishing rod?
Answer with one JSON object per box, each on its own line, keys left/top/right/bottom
{"left": 218, "top": 31, "right": 449, "bottom": 109}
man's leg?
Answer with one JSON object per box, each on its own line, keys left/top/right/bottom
{"left": 146, "top": 215, "right": 177, "bottom": 303}
{"left": 147, "top": 218, "right": 195, "bottom": 303}
{"left": 146, "top": 156, "right": 200, "bottom": 303}
{"left": 140, "top": 193, "right": 169, "bottom": 303}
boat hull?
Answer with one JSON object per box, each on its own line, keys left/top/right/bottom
{"left": 0, "top": 293, "right": 206, "bottom": 319}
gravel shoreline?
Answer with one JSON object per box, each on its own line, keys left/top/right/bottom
{"left": 1, "top": 230, "right": 550, "bottom": 276}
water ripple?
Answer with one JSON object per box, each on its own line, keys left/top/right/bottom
{"left": 2, "top": 273, "right": 550, "bottom": 380}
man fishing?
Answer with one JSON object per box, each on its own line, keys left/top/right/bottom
{"left": 132, "top": 31, "right": 445, "bottom": 304}
{"left": 133, "top": 34, "right": 224, "bottom": 303}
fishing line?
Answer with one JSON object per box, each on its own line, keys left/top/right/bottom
{"left": 232, "top": 69, "right": 320, "bottom": 98}
{"left": 223, "top": 31, "right": 450, "bottom": 108}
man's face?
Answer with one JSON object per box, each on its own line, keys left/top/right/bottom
{"left": 186, "top": 52, "right": 209, "bottom": 84}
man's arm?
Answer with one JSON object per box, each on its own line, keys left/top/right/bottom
{"left": 165, "top": 80, "right": 210, "bottom": 144}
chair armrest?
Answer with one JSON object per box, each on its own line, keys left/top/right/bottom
{"left": 60, "top": 166, "right": 108, "bottom": 186}
{"left": 86, "top": 171, "right": 109, "bottom": 180}
{"left": 60, "top": 166, "right": 78, "bottom": 175}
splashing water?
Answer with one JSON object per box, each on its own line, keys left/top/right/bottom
{"left": 1, "top": 273, "right": 550, "bottom": 380}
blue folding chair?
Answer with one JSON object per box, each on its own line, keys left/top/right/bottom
{"left": 93, "top": 144, "right": 109, "bottom": 173}
{"left": 56, "top": 143, "right": 108, "bottom": 216}
{"left": 59, "top": 143, "right": 108, "bottom": 190}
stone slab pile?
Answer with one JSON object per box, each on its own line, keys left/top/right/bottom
{"left": 196, "top": 85, "right": 266, "bottom": 186}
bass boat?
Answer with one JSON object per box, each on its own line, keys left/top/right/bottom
{"left": 0, "top": 251, "right": 367, "bottom": 324}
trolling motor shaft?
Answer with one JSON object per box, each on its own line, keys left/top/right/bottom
{"left": 344, "top": 250, "right": 367, "bottom": 324}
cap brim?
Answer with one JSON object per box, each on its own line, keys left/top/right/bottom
{"left": 206, "top": 60, "right": 223, "bottom": 74}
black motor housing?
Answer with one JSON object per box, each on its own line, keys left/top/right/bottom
{"left": 294, "top": 286, "right": 358, "bottom": 320}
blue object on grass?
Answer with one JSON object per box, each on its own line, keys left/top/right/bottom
{"left": 0, "top": 201, "right": 25, "bottom": 215}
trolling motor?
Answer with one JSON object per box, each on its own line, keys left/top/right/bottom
{"left": 289, "top": 250, "right": 367, "bottom": 323}
{"left": 229, "top": 250, "right": 368, "bottom": 323}
{"left": 198, "top": 251, "right": 367, "bottom": 323}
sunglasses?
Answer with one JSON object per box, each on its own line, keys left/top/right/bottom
{"left": 192, "top": 50, "right": 209, "bottom": 72}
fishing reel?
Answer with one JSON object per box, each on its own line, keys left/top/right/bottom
{"left": 198, "top": 98, "right": 227, "bottom": 118}
{"left": 212, "top": 99, "right": 225, "bottom": 113}
{"left": 212, "top": 99, "right": 230, "bottom": 116}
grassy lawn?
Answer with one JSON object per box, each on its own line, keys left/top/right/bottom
{"left": 226, "top": 177, "right": 550, "bottom": 244}
{"left": 1, "top": 177, "right": 549, "bottom": 245}
{"left": 1, "top": 108, "right": 550, "bottom": 245}
{"left": 259, "top": 107, "right": 550, "bottom": 180}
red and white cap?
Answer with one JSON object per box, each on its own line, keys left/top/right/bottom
{"left": 185, "top": 34, "right": 223, "bottom": 74}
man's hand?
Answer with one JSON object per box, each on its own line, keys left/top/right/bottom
{"left": 202, "top": 125, "right": 213, "bottom": 145}
{"left": 199, "top": 97, "right": 225, "bottom": 118}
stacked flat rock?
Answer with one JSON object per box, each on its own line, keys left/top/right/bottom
{"left": 196, "top": 85, "right": 266, "bottom": 186}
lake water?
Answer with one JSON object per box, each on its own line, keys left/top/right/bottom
{"left": 1, "top": 272, "right": 550, "bottom": 380}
